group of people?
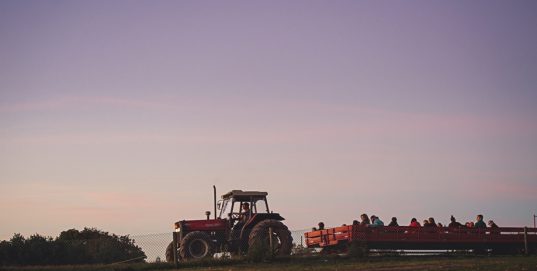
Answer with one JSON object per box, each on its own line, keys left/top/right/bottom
{"left": 402, "top": 214, "right": 498, "bottom": 229}
{"left": 313, "top": 214, "right": 499, "bottom": 231}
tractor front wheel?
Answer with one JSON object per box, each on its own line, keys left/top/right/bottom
{"left": 179, "top": 231, "right": 215, "bottom": 260}
{"left": 165, "top": 241, "right": 180, "bottom": 262}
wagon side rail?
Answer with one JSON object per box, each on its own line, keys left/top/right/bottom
{"left": 305, "top": 226, "right": 537, "bottom": 248}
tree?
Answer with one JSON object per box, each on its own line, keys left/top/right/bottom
{"left": 0, "top": 228, "right": 146, "bottom": 266}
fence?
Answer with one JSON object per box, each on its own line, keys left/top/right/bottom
{"left": 131, "top": 229, "right": 310, "bottom": 263}
{"left": 4, "top": 226, "right": 534, "bottom": 266}
{"left": 0, "top": 228, "right": 311, "bottom": 266}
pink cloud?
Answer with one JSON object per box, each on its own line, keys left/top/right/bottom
{"left": 456, "top": 179, "right": 537, "bottom": 202}
{"left": 280, "top": 98, "right": 537, "bottom": 138}
{"left": 0, "top": 182, "right": 170, "bottom": 211}
{"left": 0, "top": 96, "right": 174, "bottom": 113}
{"left": 2, "top": 95, "right": 536, "bottom": 149}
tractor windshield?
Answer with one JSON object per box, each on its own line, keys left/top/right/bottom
{"left": 218, "top": 199, "right": 232, "bottom": 219}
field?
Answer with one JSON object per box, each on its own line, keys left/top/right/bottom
{"left": 1, "top": 255, "right": 537, "bottom": 271}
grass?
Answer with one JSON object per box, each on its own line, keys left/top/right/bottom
{"left": 1, "top": 255, "right": 537, "bottom": 271}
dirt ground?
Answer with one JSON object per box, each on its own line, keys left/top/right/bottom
{"left": 2, "top": 255, "right": 537, "bottom": 271}
{"left": 191, "top": 256, "right": 537, "bottom": 271}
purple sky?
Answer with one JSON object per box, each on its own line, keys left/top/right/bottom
{"left": 1, "top": 0, "right": 537, "bottom": 240}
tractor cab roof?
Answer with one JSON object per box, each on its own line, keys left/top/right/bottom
{"left": 221, "top": 190, "right": 268, "bottom": 201}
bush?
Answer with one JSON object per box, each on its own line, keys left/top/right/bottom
{"left": 0, "top": 228, "right": 146, "bottom": 266}
{"left": 246, "top": 238, "right": 271, "bottom": 263}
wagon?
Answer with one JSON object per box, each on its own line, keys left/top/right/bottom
{"left": 305, "top": 225, "right": 537, "bottom": 254}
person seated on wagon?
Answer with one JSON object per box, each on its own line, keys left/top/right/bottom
{"left": 488, "top": 220, "right": 499, "bottom": 235}
{"left": 488, "top": 220, "right": 498, "bottom": 228}
{"left": 360, "top": 213, "right": 371, "bottom": 226}
{"left": 369, "top": 215, "right": 384, "bottom": 227}
{"left": 423, "top": 219, "right": 430, "bottom": 227}
{"left": 425, "top": 217, "right": 438, "bottom": 227}
{"left": 409, "top": 218, "right": 421, "bottom": 227}
{"left": 317, "top": 222, "right": 325, "bottom": 230}
{"left": 448, "top": 215, "right": 463, "bottom": 228}
{"left": 474, "top": 214, "right": 487, "bottom": 229}
{"left": 388, "top": 217, "right": 399, "bottom": 226}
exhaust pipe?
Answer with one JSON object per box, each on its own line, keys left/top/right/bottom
{"left": 213, "top": 185, "right": 217, "bottom": 219}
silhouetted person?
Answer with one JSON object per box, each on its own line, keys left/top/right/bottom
{"left": 360, "top": 213, "right": 371, "bottom": 226}
{"left": 488, "top": 220, "right": 498, "bottom": 228}
{"left": 474, "top": 214, "right": 486, "bottom": 229}
{"left": 488, "top": 220, "right": 499, "bottom": 235}
{"left": 423, "top": 219, "right": 430, "bottom": 227}
{"left": 369, "top": 215, "right": 384, "bottom": 227}
{"left": 426, "top": 217, "right": 437, "bottom": 227}
{"left": 318, "top": 222, "right": 325, "bottom": 230}
{"left": 388, "top": 217, "right": 399, "bottom": 227}
{"left": 409, "top": 218, "right": 421, "bottom": 227}
{"left": 448, "top": 215, "right": 463, "bottom": 228}
{"left": 239, "top": 202, "right": 251, "bottom": 222}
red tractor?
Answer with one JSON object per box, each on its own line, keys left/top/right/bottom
{"left": 166, "top": 187, "right": 293, "bottom": 261}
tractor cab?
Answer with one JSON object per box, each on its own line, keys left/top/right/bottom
{"left": 218, "top": 190, "right": 270, "bottom": 225}
{"left": 217, "top": 190, "right": 285, "bottom": 249}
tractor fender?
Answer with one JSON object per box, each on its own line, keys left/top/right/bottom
{"left": 240, "top": 213, "right": 285, "bottom": 239}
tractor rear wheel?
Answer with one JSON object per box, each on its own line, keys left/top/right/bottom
{"left": 248, "top": 219, "right": 293, "bottom": 256}
{"left": 179, "top": 231, "right": 215, "bottom": 260}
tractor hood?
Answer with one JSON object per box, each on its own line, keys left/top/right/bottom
{"left": 175, "top": 218, "right": 228, "bottom": 232}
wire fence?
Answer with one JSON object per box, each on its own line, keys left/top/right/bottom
{"left": 4, "top": 226, "right": 534, "bottom": 266}
{"left": 0, "top": 228, "right": 311, "bottom": 266}
{"left": 130, "top": 229, "right": 310, "bottom": 263}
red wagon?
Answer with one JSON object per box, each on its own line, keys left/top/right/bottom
{"left": 305, "top": 225, "right": 537, "bottom": 254}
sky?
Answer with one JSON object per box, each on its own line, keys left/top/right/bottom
{"left": 1, "top": 0, "right": 537, "bottom": 241}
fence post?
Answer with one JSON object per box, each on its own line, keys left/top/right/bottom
{"left": 269, "top": 227, "right": 274, "bottom": 258}
{"left": 173, "top": 231, "right": 179, "bottom": 268}
{"left": 524, "top": 227, "right": 528, "bottom": 256}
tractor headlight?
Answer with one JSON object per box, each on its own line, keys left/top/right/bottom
{"left": 174, "top": 222, "right": 181, "bottom": 232}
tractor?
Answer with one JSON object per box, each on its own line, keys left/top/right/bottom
{"left": 166, "top": 187, "right": 293, "bottom": 261}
